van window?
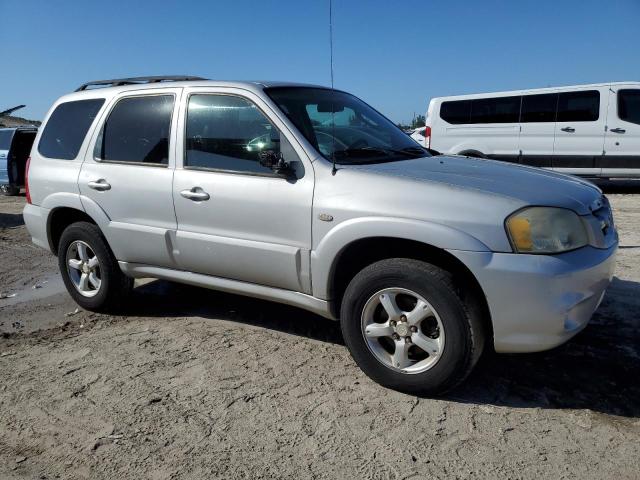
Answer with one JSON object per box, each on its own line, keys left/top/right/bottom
{"left": 185, "top": 94, "right": 280, "bottom": 174}
{"left": 470, "top": 96, "right": 520, "bottom": 124}
{"left": 95, "top": 95, "right": 174, "bottom": 165}
{"left": 440, "top": 100, "right": 471, "bottom": 124}
{"left": 38, "top": 99, "right": 105, "bottom": 160}
{"left": 557, "top": 90, "right": 599, "bottom": 122}
{"left": 521, "top": 93, "right": 558, "bottom": 122}
{"left": 618, "top": 89, "right": 640, "bottom": 125}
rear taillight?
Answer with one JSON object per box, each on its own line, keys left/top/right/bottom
{"left": 25, "top": 156, "right": 32, "bottom": 204}
{"left": 424, "top": 126, "right": 431, "bottom": 148}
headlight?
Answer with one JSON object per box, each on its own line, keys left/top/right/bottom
{"left": 506, "top": 207, "right": 589, "bottom": 254}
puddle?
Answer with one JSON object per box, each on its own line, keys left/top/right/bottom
{"left": 0, "top": 276, "right": 161, "bottom": 310}
{"left": 0, "top": 273, "right": 66, "bottom": 308}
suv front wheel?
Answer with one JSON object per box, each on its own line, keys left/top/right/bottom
{"left": 340, "top": 258, "right": 484, "bottom": 396}
{"left": 58, "top": 222, "right": 133, "bottom": 312}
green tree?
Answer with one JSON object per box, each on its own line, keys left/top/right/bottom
{"left": 411, "top": 114, "right": 425, "bottom": 129}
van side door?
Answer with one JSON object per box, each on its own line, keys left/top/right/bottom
{"left": 78, "top": 88, "right": 181, "bottom": 268}
{"left": 602, "top": 86, "right": 640, "bottom": 177}
{"left": 518, "top": 93, "right": 557, "bottom": 168}
{"left": 552, "top": 88, "right": 606, "bottom": 176}
{"left": 172, "top": 88, "right": 314, "bottom": 293}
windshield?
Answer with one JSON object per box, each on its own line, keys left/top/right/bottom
{"left": 265, "top": 87, "right": 429, "bottom": 164}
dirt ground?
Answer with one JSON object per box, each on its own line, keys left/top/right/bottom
{"left": 1, "top": 185, "right": 639, "bottom": 480}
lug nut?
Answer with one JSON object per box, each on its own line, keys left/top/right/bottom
{"left": 392, "top": 333, "right": 400, "bottom": 340}
{"left": 410, "top": 326, "right": 417, "bottom": 333}
{"left": 390, "top": 320, "right": 397, "bottom": 327}
{"left": 400, "top": 315, "right": 407, "bottom": 322}
{"left": 405, "top": 337, "right": 412, "bottom": 344}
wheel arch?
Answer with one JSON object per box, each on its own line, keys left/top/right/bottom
{"left": 327, "top": 235, "right": 489, "bottom": 320}
{"left": 457, "top": 149, "right": 486, "bottom": 158}
{"left": 312, "top": 216, "right": 490, "bottom": 300}
{"left": 47, "top": 207, "right": 97, "bottom": 255}
{"left": 46, "top": 195, "right": 111, "bottom": 255}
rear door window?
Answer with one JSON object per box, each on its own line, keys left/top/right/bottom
{"left": 521, "top": 93, "right": 558, "bottom": 122}
{"left": 618, "top": 89, "right": 640, "bottom": 125}
{"left": 95, "top": 95, "right": 174, "bottom": 165}
{"left": 469, "top": 96, "right": 520, "bottom": 123}
{"left": 557, "top": 90, "right": 600, "bottom": 122}
{"left": 440, "top": 100, "right": 471, "bottom": 124}
{"left": 38, "top": 99, "right": 105, "bottom": 159}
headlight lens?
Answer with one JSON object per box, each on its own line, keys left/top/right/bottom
{"left": 506, "top": 207, "right": 589, "bottom": 254}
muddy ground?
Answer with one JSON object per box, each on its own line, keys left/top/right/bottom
{"left": 1, "top": 185, "right": 639, "bottom": 479}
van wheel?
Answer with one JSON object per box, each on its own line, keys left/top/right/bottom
{"left": 459, "top": 151, "right": 485, "bottom": 159}
{"left": 340, "top": 258, "right": 483, "bottom": 396}
{"left": 58, "top": 222, "right": 133, "bottom": 312}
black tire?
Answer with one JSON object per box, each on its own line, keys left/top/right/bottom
{"left": 2, "top": 185, "right": 20, "bottom": 196}
{"left": 58, "top": 221, "right": 133, "bottom": 312}
{"left": 340, "top": 258, "right": 484, "bottom": 396}
{"left": 459, "top": 151, "right": 485, "bottom": 159}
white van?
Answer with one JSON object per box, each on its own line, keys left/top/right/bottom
{"left": 425, "top": 82, "right": 640, "bottom": 178}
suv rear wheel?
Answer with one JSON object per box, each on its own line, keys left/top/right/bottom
{"left": 58, "top": 222, "right": 133, "bottom": 312}
{"left": 340, "top": 258, "right": 483, "bottom": 396}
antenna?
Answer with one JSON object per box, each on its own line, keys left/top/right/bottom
{"left": 329, "top": 0, "right": 337, "bottom": 175}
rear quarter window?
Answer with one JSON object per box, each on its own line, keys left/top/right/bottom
{"left": 0, "top": 130, "right": 14, "bottom": 150}
{"left": 38, "top": 99, "right": 105, "bottom": 160}
{"left": 440, "top": 100, "right": 471, "bottom": 124}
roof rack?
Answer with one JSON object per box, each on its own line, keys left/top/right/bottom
{"left": 75, "top": 75, "right": 207, "bottom": 92}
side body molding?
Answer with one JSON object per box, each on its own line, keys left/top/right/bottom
{"left": 311, "top": 216, "right": 491, "bottom": 300}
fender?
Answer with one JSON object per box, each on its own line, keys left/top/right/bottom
{"left": 78, "top": 194, "right": 112, "bottom": 230}
{"left": 311, "top": 216, "right": 491, "bottom": 299}
{"left": 42, "top": 193, "right": 111, "bottom": 252}
{"left": 41, "top": 191, "right": 85, "bottom": 212}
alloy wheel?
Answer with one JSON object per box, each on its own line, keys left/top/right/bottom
{"left": 66, "top": 240, "right": 102, "bottom": 298}
{"left": 361, "top": 287, "right": 445, "bottom": 374}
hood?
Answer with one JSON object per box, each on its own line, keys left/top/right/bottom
{"left": 351, "top": 155, "right": 602, "bottom": 215}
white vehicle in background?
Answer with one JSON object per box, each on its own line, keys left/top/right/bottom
{"left": 410, "top": 126, "right": 428, "bottom": 147}
{"left": 425, "top": 82, "right": 640, "bottom": 178}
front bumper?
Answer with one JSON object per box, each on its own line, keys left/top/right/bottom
{"left": 449, "top": 244, "right": 617, "bottom": 353}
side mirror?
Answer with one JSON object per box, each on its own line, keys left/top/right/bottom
{"left": 258, "top": 150, "right": 293, "bottom": 176}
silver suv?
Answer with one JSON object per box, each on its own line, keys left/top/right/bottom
{"left": 24, "top": 76, "right": 618, "bottom": 395}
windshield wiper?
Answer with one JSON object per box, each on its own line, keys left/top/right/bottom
{"left": 332, "top": 146, "right": 428, "bottom": 164}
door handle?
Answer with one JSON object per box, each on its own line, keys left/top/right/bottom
{"left": 180, "top": 187, "right": 210, "bottom": 201}
{"left": 610, "top": 128, "right": 626, "bottom": 134}
{"left": 560, "top": 127, "right": 575, "bottom": 133}
{"left": 87, "top": 179, "right": 111, "bottom": 191}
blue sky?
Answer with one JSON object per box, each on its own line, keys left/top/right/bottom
{"left": 1, "top": 0, "right": 639, "bottom": 123}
